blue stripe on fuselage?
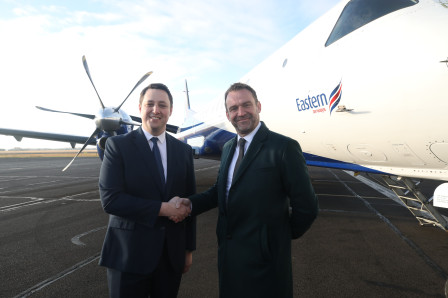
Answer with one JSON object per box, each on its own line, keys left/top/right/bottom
{"left": 178, "top": 126, "right": 386, "bottom": 174}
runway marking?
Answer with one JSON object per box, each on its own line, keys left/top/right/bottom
{"left": 343, "top": 171, "right": 403, "bottom": 206}
{"left": 27, "top": 180, "right": 60, "bottom": 186}
{"left": 0, "top": 182, "right": 95, "bottom": 195}
{"left": 0, "top": 175, "right": 99, "bottom": 180}
{"left": 330, "top": 169, "right": 448, "bottom": 280}
{"left": 62, "top": 191, "right": 100, "bottom": 202}
{"left": 0, "top": 177, "right": 34, "bottom": 184}
{"left": 195, "top": 165, "right": 220, "bottom": 172}
{"left": 317, "top": 193, "right": 386, "bottom": 200}
{"left": 0, "top": 197, "right": 49, "bottom": 212}
{"left": 12, "top": 253, "right": 101, "bottom": 298}
{"left": 0, "top": 191, "right": 100, "bottom": 212}
{"left": 71, "top": 226, "right": 107, "bottom": 246}
{"left": 320, "top": 208, "right": 368, "bottom": 215}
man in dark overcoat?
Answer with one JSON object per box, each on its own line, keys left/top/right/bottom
{"left": 180, "top": 82, "right": 318, "bottom": 298}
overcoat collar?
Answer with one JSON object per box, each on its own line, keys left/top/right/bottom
{"left": 225, "top": 121, "right": 269, "bottom": 186}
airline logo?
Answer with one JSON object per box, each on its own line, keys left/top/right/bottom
{"left": 296, "top": 81, "right": 342, "bottom": 115}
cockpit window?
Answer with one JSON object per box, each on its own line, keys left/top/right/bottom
{"left": 325, "top": 0, "right": 419, "bottom": 47}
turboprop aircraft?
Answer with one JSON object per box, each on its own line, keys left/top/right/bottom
{"left": 175, "top": 0, "right": 448, "bottom": 230}
{"left": 1, "top": 0, "right": 447, "bottom": 229}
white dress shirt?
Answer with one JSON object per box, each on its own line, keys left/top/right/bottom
{"left": 226, "top": 122, "right": 262, "bottom": 197}
{"left": 142, "top": 129, "right": 168, "bottom": 181}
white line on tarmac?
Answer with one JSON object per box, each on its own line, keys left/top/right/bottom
{"left": 195, "top": 165, "right": 220, "bottom": 172}
{"left": 27, "top": 180, "right": 60, "bottom": 186}
{"left": 71, "top": 226, "right": 107, "bottom": 246}
{"left": 0, "top": 191, "right": 100, "bottom": 212}
{"left": 0, "top": 197, "right": 60, "bottom": 212}
{"left": 62, "top": 191, "right": 100, "bottom": 201}
{"left": 343, "top": 171, "right": 403, "bottom": 205}
{"left": 12, "top": 253, "right": 101, "bottom": 298}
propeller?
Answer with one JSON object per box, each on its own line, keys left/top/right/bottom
{"left": 115, "top": 71, "right": 153, "bottom": 112}
{"left": 59, "top": 56, "right": 153, "bottom": 171}
{"left": 62, "top": 128, "right": 100, "bottom": 172}
{"left": 36, "top": 106, "right": 95, "bottom": 119}
{"left": 82, "top": 55, "right": 105, "bottom": 109}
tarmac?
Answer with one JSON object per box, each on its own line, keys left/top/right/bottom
{"left": 1, "top": 156, "right": 448, "bottom": 297}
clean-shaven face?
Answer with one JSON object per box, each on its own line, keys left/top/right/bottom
{"left": 139, "top": 89, "right": 172, "bottom": 136}
{"left": 225, "top": 89, "right": 261, "bottom": 137}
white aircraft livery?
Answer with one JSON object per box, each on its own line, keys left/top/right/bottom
{"left": 1, "top": 0, "right": 447, "bottom": 229}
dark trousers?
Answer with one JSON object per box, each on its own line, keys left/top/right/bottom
{"left": 107, "top": 249, "right": 182, "bottom": 298}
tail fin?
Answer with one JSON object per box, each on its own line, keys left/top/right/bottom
{"left": 184, "top": 79, "right": 191, "bottom": 110}
{"left": 179, "top": 79, "right": 203, "bottom": 132}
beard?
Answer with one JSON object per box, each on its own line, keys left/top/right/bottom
{"left": 231, "top": 114, "right": 258, "bottom": 136}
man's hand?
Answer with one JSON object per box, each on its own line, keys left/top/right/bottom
{"left": 174, "top": 197, "right": 191, "bottom": 209}
{"left": 159, "top": 196, "right": 191, "bottom": 223}
{"left": 169, "top": 197, "right": 191, "bottom": 223}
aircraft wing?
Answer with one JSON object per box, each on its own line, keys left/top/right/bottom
{"left": 130, "top": 115, "right": 179, "bottom": 134}
{"left": 0, "top": 128, "right": 96, "bottom": 149}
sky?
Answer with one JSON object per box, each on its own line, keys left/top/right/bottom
{"left": 0, "top": 0, "right": 341, "bottom": 150}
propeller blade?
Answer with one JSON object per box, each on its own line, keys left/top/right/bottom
{"left": 114, "top": 71, "right": 153, "bottom": 112}
{"left": 82, "top": 55, "right": 106, "bottom": 109}
{"left": 36, "top": 106, "right": 95, "bottom": 120}
{"left": 62, "top": 128, "right": 100, "bottom": 171}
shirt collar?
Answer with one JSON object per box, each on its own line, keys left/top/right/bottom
{"left": 142, "top": 128, "right": 166, "bottom": 144}
{"left": 237, "top": 122, "right": 261, "bottom": 144}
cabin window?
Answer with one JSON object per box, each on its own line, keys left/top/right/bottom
{"left": 325, "top": 0, "right": 419, "bottom": 47}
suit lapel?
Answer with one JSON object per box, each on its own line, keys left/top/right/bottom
{"left": 133, "top": 127, "right": 164, "bottom": 194}
{"left": 165, "top": 134, "right": 176, "bottom": 201}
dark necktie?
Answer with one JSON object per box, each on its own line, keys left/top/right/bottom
{"left": 232, "top": 138, "right": 246, "bottom": 181}
{"left": 151, "top": 137, "right": 165, "bottom": 184}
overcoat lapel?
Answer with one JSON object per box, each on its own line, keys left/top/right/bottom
{"left": 133, "top": 127, "right": 165, "bottom": 194}
{"left": 218, "top": 137, "right": 237, "bottom": 207}
{"left": 231, "top": 122, "right": 268, "bottom": 185}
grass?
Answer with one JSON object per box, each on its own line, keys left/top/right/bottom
{"left": 0, "top": 149, "right": 98, "bottom": 158}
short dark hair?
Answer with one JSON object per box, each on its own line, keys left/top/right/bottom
{"left": 139, "top": 83, "right": 173, "bottom": 106}
{"left": 224, "top": 82, "right": 258, "bottom": 109}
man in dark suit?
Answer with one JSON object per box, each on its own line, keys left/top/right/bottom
{"left": 99, "top": 83, "right": 196, "bottom": 298}
{"left": 177, "top": 82, "right": 318, "bottom": 298}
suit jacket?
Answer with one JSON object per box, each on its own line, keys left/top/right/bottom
{"left": 190, "top": 122, "right": 318, "bottom": 298}
{"left": 98, "top": 127, "right": 196, "bottom": 275}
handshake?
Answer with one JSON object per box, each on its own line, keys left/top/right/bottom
{"left": 160, "top": 196, "right": 191, "bottom": 223}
